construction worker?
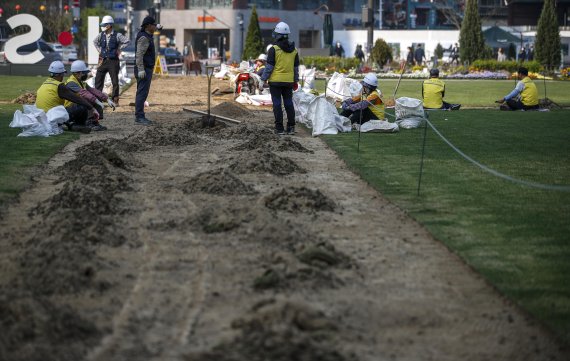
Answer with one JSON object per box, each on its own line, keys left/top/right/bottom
{"left": 65, "top": 60, "right": 116, "bottom": 131}
{"left": 261, "top": 22, "right": 299, "bottom": 135}
{"left": 134, "top": 16, "right": 162, "bottom": 125}
{"left": 93, "top": 15, "right": 130, "bottom": 106}
{"left": 35, "top": 61, "right": 98, "bottom": 133}
{"left": 254, "top": 54, "right": 267, "bottom": 76}
{"left": 496, "top": 67, "right": 539, "bottom": 111}
{"left": 422, "top": 69, "right": 461, "bottom": 110}
{"left": 340, "top": 73, "right": 384, "bottom": 127}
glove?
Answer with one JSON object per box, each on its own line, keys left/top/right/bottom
{"left": 94, "top": 99, "right": 104, "bottom": 108}
{"left": 92, "top": 109, "right": 100, "bottom": 121}
{"left": 138, "top": 70, "right": 146, "bottom": 79}
{"left": 107, "top": 99, "right": 116, "bottom": 110}
{"left": 341, "top": 100, "right": 350, "bottom": 110}
{"left": 293, "top": 82, "right": 298, "bottom": 91}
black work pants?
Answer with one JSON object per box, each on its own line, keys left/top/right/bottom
{"left": 506, "top": 99, "right": 539, "bottom": 111}
{"left": 269, "top": 84, "right": 295, "bottom": 132}
{"left": 95, "top": 58, "right": 120, "bottom": 99}
{"left": 66, "top": 104, "right": 89, "bottom": 125}
{"left": 135, "top": 67, "right": 153, "bottom": 119}
{"left": 341, "top": 107, "right": 378, "bottom": 124}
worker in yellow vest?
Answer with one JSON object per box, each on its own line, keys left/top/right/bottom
{"left": 35, "top": 61, "right": 98, "bottom": 133}
{"left": 260, "top": 22, "right": 299, "bottom": 135}
{"left": 422, "top": 68, "right": 461, "bottom": 110}
{"left": 65, "top": 60, "right": 116, "bottom": 131}
{"left": 496, "top": 67, "right": 539, "bottom": 111}
{"left": 340, "top": 73, "right": 385, "bottom": 127}
{"left": 254, "top": 53, "right": 267, "bottom": 77}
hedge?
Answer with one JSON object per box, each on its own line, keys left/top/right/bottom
{"left": 470, "top": 60, "right": 542, "bottom": 73}
{"left": 300, "top": 56, "right": 361, "bottom": 72}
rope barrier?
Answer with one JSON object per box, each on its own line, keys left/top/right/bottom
{"left": 426, "top": 119, "right": 570, "bottom": 192}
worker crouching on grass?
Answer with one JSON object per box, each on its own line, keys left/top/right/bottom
{"left": 35, "top": 61, "right": 98, "bottom": 134}
{"left": 65, "top": 60, "right": 116, "bottom": 131}
{"left": 340, "top": 73, "right": 385, "bottom": 128}
{"left": 496, "top": 67, "right": 539, "bottom": 111}
{"left": 134, "top": 16, "right": 162, "bottom": 126}
{"left": 261, "top": 22, "right": 300, "bottom": 135}
{"left": 422, "top": 68, "right": 461, "bottom": 111}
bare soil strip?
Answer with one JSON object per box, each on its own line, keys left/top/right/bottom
{"left": 0, "top": 76, "right": 568, "bottom": 361}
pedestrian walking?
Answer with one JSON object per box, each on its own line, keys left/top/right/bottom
{"left": 134, "top": 16, "right": 163, "bottom": 125}
{"left": 260, "top": 22, "right": 299, "bottom": 135}
{"left": 93, "top": 15, "right": 129, "bottom": 106}
{"left": 414, "top": 44, "right": 426, "bottom": 66}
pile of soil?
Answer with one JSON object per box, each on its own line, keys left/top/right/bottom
{"left": 276, "top": 137, "right": 313, "bottom": 153}
{"left": 185, "top": 299, "right": 350, "bottom": 361}
{"left": 296, "top": 242, "right": 351, "bottom": 269}
{"left": 11, "top": 92, "right": 36, "bottom": 104}
{"left": 211, "top": 101, "right": 256, "bottom": 121}
{"left": 182, "top": 168, "right": 257, "bottom": 195}
{"left": 183, "top": 116, "right": 228, "bottom": 134}
{"left": 195, "top": 203, "right": 256, "bottom": 234}
{"left": 124, "top": 123, "right": 202, "bottom": 150}
{"left": 228, "top": 149, "right": 306, "bottom": 176}
{"left": 59, "top": 139, "right": 131, "bottom": 174}
{"left": 222, "top": 123, "right": 275, "bottom": 140}
{"left": 264, "top": 187, "right": 336, "bottom": 214}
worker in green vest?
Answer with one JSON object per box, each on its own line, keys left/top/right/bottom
{"left": 496, "top": 67, "right": 539, "bottom": 111}
{"left": 422, "top": 68, "right": 460, "bottom": 110}
{"left": 35, "top": 61, "right": 98, "bottom": 133}
{"left": 260, "top": 22, "right": 299, "bottom": 135}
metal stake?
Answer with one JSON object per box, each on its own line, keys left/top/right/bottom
{"left": 206, "top": 65, "right": 214, "bottom": 127}
{"left": 357, "top": 90, "right": 363, "bottom": 153}
{"left": 417, "top": 111, "right": 429, "bottom": 196}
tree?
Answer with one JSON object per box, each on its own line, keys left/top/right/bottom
{"left": 371, "top": 38, "right": 392, "bottom": 68}
{"left": 458, "top": 0, "right": 485, "bottom": 64}
{"left": 535, "top": 0, "right": 561, "bottom": 71}
{"left": 431, "top": 0, "right": 463, "bottom": 30}
{"left": 242, "top": 5, "right": 264, "bottom": 61}
{"left": 434, "top": 43, "right": 444, "bottom": 59}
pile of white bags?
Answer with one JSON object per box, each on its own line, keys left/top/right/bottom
{"left": 359, "top": 119, "right": 399, "bottom": 133}
{"left": 10, "top": 105, "right": 69, "bottom": 137}
{"left": 326, "top": 72, "right": 362, "bottom": 101}
{"left": 293, "top": 91, "right": 351, "bottom": 136}
{"left": 395, "top": 97, "right": 425, "bottom": 129}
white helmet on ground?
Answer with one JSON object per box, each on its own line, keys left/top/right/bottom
{"left": 256, "top": 54, "right": 267, "bottom": 61}
{"left": 48, "top": 60, "right": 66, "bottom": 74}
{"left": 70, "top": 60, "right": 89, "bottom": 73}
{"left": 363, "top": 73, "right": 378, "bottom": 87}
{"left": 274, "top": 22, "right": 291, "bottom": 35}
{"left": 100, "top": 15, "right": 114, "bottom": 26}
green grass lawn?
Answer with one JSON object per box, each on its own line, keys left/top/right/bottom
{"left": 323, "top": 109, "right": 570, "bottom": 344}
{"left": 315, "top": 78, "right": 570, "bottom": 107}
{"left": 0, "top": 75, "right": 46, "bottom": 102}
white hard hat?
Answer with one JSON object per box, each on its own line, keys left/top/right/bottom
{"left": 70, "top": 60, "right": 89, "bottom": 73}
{"left": 363, "top": 73, "right": 378, "bottom": 87}
{"left": 266, "top": 44, "right": 273, "bottom": 52}
{"left": 274, "top": 22, "right": 290, "bottom": 35}
{"left": 256, "top": 54, "right": 267, "bottom": 61}
{"left": 48, "top": 60, "right": 66, "bottom": 74}
{"left": 100, "top": 15, "right": 114, "bottom": 26}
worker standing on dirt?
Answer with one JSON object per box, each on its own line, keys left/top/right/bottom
{"left": 93, "top": 15, "right": 130, "bottom": 107}
{"left": 134, "top": 16, "right": 162, "bottom": 125}
{"left": 260, "top": 22, "right": 299, "bottom": 135}
{"left": 65, "top": 60, "right": 116, "bottom": 131}
{"left": 35, "top": 61, "right": 98, "bottom": 133}
{"left": 422, "top": 69, "right": 461, "bottom": 110}
{"left": 254, "top": 54, "right": 267, "bottom": 76}
{"left": 340, "top": 73, "right": 384, "bottom": 128}
{"left": 496, "top": 67, "right": 539, "bottom": 111}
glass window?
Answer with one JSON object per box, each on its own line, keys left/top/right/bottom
{"left": 17, "top": 42, "right": 38, "bottom": 53}
{"left": 40, "top": 42, "right": 54, "bottom": 52}
{"left": 163, "top": 0, "right": 177, "bottom": 8}
{"left": 247, "top": 0, "right": 281, "bottom": 10}
{"left": 185, "top": 0, "right": 232, "bottom": 9}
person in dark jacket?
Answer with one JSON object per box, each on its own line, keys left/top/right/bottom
{"left": 354, "top": 44, "right": 365, "bottom": 63}
{"left": 414, "top": 44, "right": 426, "bottom": 66}
{"left": 261, "top": 22, "right": 300, "bottom": 135}
{"left": 406, "top": 46, "right": 414, "bottom": 66}
{"left": 134, "top": 16, "right": 162, "bottom": 125}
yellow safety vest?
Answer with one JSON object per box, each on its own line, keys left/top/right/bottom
{"left": 367, "top": 89, "right": 384, "bottom": 119}
{"left": 268, "top": 45, "right": 297, "bottom": 83}
{"left": 36, "top": 78, "right": 64, "bottom": 113}
{"left": 520, "top": 76, "right": 538, "bottom": 106}
{"left": 63, "top": 74, "right": 86, "bottom": 108}
{"left": 422, "top": 78, "right": 445, "bottom": 109}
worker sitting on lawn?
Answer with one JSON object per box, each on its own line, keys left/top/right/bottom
{"left": 340, "top": 73, "right": 384, "bottom": 127}
{"left": 65, "top": 60, "right": 116, "bottom": 131}
{"left": 254, "top": 54, "right": 267, "bottom": 76}
{"left": 496, "top": 67, "right": 539, "bottom": 111}
{"left": 35, "top": 61, "right": 98, "bottom": 133}
{"left": 422, "top": 68, "right": 461, "bottom": 110}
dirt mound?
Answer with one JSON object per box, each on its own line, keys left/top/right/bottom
{"left": 222, "top": 123, "right": 275, "bottom": 140}
{"left": 276, "top": 137, "right": 313, "bottom": 153}
{"left": 11, "top": 92, "right": 36, "bottom": 104}
{"left": 253, "top": 266, "right": 343, "bottom": 291}
{"left": 123, "top": 123, "right": 202, "bottom": 150}
{"left": 228, "top": 149, "right": 306, "bottom": 176}
{"left": 0, "top": 294, "right": 101, "bottom": 361}
{"left": 184, "top": 299, "right": 350, "bottom": 361}
{"left": 183, "top": 168, "right": 257, "bottom": 195}
{"left": 264, "top": 187, "right": 336, "bottom": 214}
{"left": 184, "top": 116, "right": 228, "bottom": 134}
{"left": 59, "top": 139, "right": 131, "bottom": 174}
{"left": 211, "top": 101, "right": 255, "bottom": 121}
{"left": 36, "top": 182, "right": 124, "bottom": 216}
{"left": 194, "top": 203, "right": 256, "bottom": 233}
{"left": 296, "top": 242, "right": 351, "bottom": 269}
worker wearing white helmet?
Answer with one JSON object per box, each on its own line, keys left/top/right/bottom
{"left": 260, "top": 21, "right": 300, "bottom": 135}
{"left": 254, "top": 53, "right": 267, "bottom": 76}
{"left": 93, "top": 14, "right": 130, "bottom": 106}
{"left": 64, "top": 60, "right": 117, "bottom": 131}
{"left": 340, "top": 72, "right": 385, "bottom": 126}
{"left": 35, "top": 61, "right": 98, "bottom": 133}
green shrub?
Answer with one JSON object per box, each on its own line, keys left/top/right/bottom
{"left": 371, "top": 38, "right": 393, "bottom": 68}
{"left": 434, "top": 43, "right": 444, "bottom": 59}
{"left": 471, "top": 59, "right": 542, "bottom": 72}
{"left": 300, "top": 56, "right": 361, "bottom": 72}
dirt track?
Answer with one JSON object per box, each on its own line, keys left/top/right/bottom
{"left": 0, "top": 76, "right": 568, "bottom": 361}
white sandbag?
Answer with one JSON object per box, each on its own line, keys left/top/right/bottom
{"left": 395, "top": 97, "right": 425, "bottom": 129}
{"left": 10, "top": 104, "right": 52, "bottom": 137}
{"left": 326, "top": 72, "right": 362, "bottom": 101}
{"left": 293, "top": 91, "right": 317, "bottom": 127}
{"left": 299, "top": 65, "right": 316, "bottom": 90}
{"left": 10, "top": 110, "right": 38, "bottom": 128}
{"left": 248, "top": 93, "right": 272, "bottom": 106}
{"left": 308, "top": 95, "right": 338, "bottom": 136}
{"left": 46, "top": 105, "right": 69, "bottom": 135}
{"left": 359, "top": 119, "right": 399, "bottom": 133}
{"left": 335, "top": 115, "right": 352, "bottom": 132}
{"left": 215, "top": 63, "right": 230, "bottom": 79}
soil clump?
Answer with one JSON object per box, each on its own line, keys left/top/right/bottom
{"left": 183, "top": 168, "right": 257, "bottom": 195}
{"left": 264, "top": 187, "right": 336, "bottom": 214}
{"left": 228, "top": 149, "right": 306, "bottom": 176}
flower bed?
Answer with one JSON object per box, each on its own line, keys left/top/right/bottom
{"left": 445, "top": 71, "right": 509, "bottom": 79}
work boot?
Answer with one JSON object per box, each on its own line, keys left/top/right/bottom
{"left": 274, "top": 128, "right": 285, "bottom": 135}
{"left": 286, "top": 126, "right": 296, "bottom": 135}
{"left": 450, "top": 104, "right": 461, "bottom": 111}
{"left": 135, "top": 117, "right": 154, "bottom": 126}
{"left": 69, "top": 124, "right": 92, "bottom": 134}
{"left": 113, "top": 96, "right": 119, "bottom": 106}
